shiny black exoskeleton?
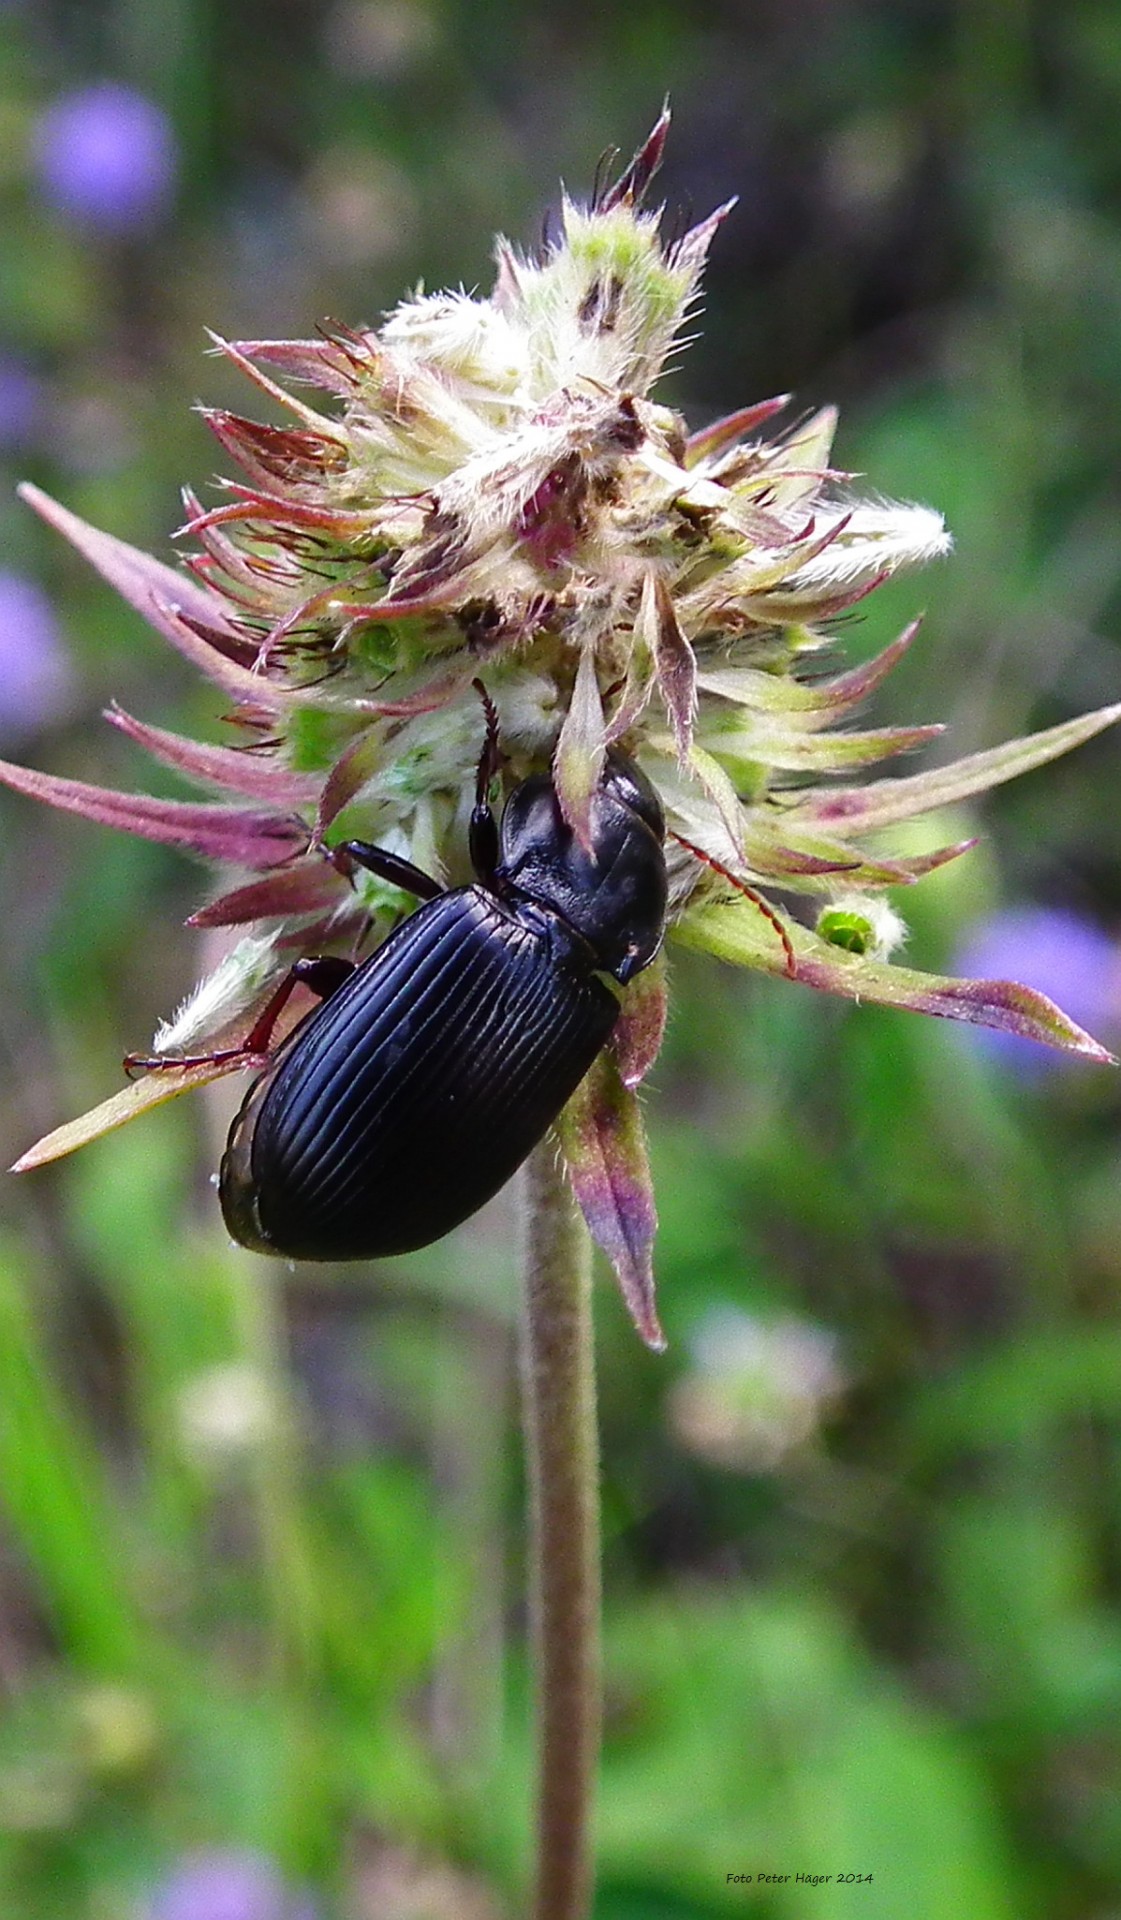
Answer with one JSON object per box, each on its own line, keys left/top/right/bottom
{"left": 219, "top": 704, "right": 666, "bottom": 1261}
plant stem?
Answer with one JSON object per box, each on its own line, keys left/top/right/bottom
{"left": 520, "top": 1135, "right": 601, "bottom": 1920}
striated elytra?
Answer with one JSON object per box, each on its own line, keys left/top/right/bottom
{"left": 219, "top": 735, "right": 667, "bottom": 1261}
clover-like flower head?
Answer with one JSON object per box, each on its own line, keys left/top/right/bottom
{"left": 6, "top": 113, "right": 1118, "bottom": 1342}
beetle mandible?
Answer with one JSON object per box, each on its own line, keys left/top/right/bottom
{"left": 218, "top": 688, "right": 667, "bottom": 1261}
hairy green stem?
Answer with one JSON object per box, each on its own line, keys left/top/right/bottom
{"left": 520, "top": 1135, "right": 601, "bottom": 1920}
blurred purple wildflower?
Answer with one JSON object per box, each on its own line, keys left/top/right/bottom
{"left": 149, "top": 1850, "right": 318, "bottom": 1920}
{"left": 954, "top": 905, "right": 1121, "bottom": 1074}
{"left": 0, "top": 355, "right": 44, "bottom": 452}
{"left": 32, "top": 83, "right": 178, "bottom": 235}
{"left": 0, "top": 570, "right": 73, "bottom": 740}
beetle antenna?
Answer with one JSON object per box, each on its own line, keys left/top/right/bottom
{"left": 670, "top": 830, "right": 797, "bottom": 976}
{"left": 471, "top": 677, "right": 502, "bottom": 802}
{"left": 469, "top": 678, "right": 503, "bottom": 885}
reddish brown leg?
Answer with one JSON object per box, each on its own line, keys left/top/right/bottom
{"left": 671, "top": 831, "right": 797, "bottom": 977}
{"left": 123, "top": 956, "right": 355, "bottom": 1077}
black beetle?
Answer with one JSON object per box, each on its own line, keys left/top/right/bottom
{"left": 218, "top": 693, "right": 667, "bottom": 1260}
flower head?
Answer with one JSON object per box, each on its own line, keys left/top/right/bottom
{"left": 0, "top": 353, "right": 44, "bottom": 452}
{"left": 669, "top": 1306, "right": 848, "bottom": 1471}
{"left": 149, "top": 1850, "right": 317, "bottom": 1920}
{"left": 5, "top": 114, "right": 1119, "bottom": 1341}
{"left": 0, "top": 570, "right": 74, "bottom": 741}
{"left": 32, "top": 82, "right": 178, "bottom": 235}
{"left": 953, "top": 905, "right": 1121, "bottom": 1076}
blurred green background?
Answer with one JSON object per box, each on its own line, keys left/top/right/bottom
{"left": 3, "top": 3, "right": 1121, "bottom": 1916}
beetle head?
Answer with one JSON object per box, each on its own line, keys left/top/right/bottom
{"left": 498, "top": 750, "right": 667, "bottom": 982}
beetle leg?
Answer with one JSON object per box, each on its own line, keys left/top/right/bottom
{"left": 290, "top": 955, "right": 355, "bottom": 999}
{"left": 123, "top": 955, "right": 357, "bottom": 1078}
{"left": 669, "top": 830, "right": 798, "bottom": 977}
{"left": 235, "top": 955, "right": 356, "bottom": 1051}
{"left": 336, "top": 842, "right": 443, "bottom": 901}
{"left": 469, "top": 677, "right": 502, "bottom": 885}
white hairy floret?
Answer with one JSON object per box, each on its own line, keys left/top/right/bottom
{"left": 786, "top": 498, "right": 951, "bottom": 592}
{"left": 153, "top": 932, "right": 282, "bottom": 1052}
